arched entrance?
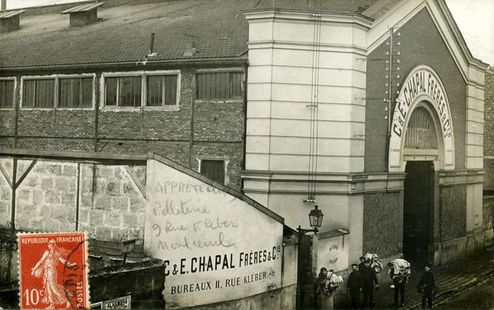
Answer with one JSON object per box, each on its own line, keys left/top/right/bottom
{"left": 402, "top": 107, "right": 438, "bottom": 263}
{"left": 388, "top": 65, "right": 455, "bottom": 264}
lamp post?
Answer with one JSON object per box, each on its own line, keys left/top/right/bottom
{"left": 296, "top": 205, "right": 324, "bottom": 310}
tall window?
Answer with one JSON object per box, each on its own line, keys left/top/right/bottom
{"left": 200, "top": 160, "right": 225, "bottom": 184}
{"left": 59, "top": 77, "right": 93, "bottom": 108}
{"left": 22, "top": 79, "right": 55, "bottom": 108}
{"left": 0, "top": 79, "right": 15, "bottom": 109}
{"left": 196, "top": 71, "right": 242, "bottom": 100}
{"left": 103, "top": 73, "right": 179, "bottom": 107}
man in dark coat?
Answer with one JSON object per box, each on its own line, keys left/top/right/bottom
{"left": 358, "top": 256, "right": 366, "bottom": 271}
{"left": 360, "top": 259, "right": 379, "bottom": 308}
{"left": 347, "top": 264, "right": 361, "bottom": 309}
{"left": 417, "top": 265, "right": 435, "bottom": 309}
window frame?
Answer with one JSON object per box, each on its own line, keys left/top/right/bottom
{"left": 20, "top": 74, "right": 96, "bottom": 110}
{"left": 0, "top": 77, "right": 17, "bottom": 110}
{"left": 100, "top": 70, "right": 181, "bottom": 111}
{"left": 198, "top": 158, "right": 229, "bottom": 185}
{"left": 195, "top": 68, "right": 244, "bottom": 102}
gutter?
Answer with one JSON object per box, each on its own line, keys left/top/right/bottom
{"left": 0, "top": 57, "right": 249, "bottom": 73}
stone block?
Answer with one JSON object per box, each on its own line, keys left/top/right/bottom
{"left": 130, "top": 196, "right": 145, "bottom": 213}
{"left": 33, "top": 190, "right": 43, "bottom": 204}
{"left": 123, "top": 213, "right": 138, "bottom": 227}
{"left": 52, "top": 207, "right": 68, "bottom": 221}
{"left": 90, "top": 209, "right": 104, "bottom": 226}
{"left": 55, "top": 177, "right": 70, "bottom": 190}
{"left": 94, "top": 196, "right": 111, "bottom": 210}
{"left": 61, "top": 193, "right": 75, "bottom": 206}
{"left": 96, "top": 226, "right": 112, "bottom": 241}
{"left": 81, "top": 193, "right": 93, "bottom": 208}
{"left": 96, "top": 166, "right": 113, "bottom": 178}
{"left": 137, "top": 213, "right": 146, "bottom": 226}
{"left": 43, "top": 219, "right": 60, "bottom": 232}
{"left": 41, "top": 178, "right": 53, "bottom": 190}
{"left": 123, "top": 182, "right": 134, "bottom": 194}
{"left": 111, "top": 227, "right": 127, "bottom": 240}
{"left": 114, "top": 167, "right": 123, "bottom": 179}
{"left": 45, "top": 190, "right": 60, "bottom": 205}
{"left": 79, "top": 209, "right": 89, "bottom": 224}
{"left": 25, "top": 176, "right": 38, "bottom": 187}
{"left": 81, "top": 178, "right": 94, "bottom": 193}
{"left": 104, "top": 211, "right": 122, "bottom": 227}
{"left": 81, "top": 164, "right": 93, "bottom": 177}
{"left": 106, "top": 181, "right": 121, "bottom": 196}
{"left": 0, "top": 188, "right": 11, "bottom": 201}
{"left": 34, "top": 164, "right": 46, "bottom": 174}
{"left": 111, "top": 196, "right": 129, "bottom": 211}
{"left": 80, "top": 224, "right": 96, "bottom": 238}
{"left": 59, "top": 221, "right": 75, "bottom": 232}
{"left": 47, "top": 164, "right": 62, "bottom": 176}
{"left": 63, "top": 165, "right": 77, "bottom": 177}
{"left": 39, "top": 204, "right": 52, "bottom": 217}
{"left": 17, "top": 189, "right": 31, "bottom": 202}
{"left": 29, "top": 218, "right": 43, "bottom": 230}
{"left": 95, "top": 178, "right": 107, "bottom": 194}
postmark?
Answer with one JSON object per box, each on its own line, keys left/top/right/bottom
{"left": 18, "top": 232, "right": 89, "bottom": 309}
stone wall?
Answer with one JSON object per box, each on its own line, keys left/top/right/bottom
{"left": 440, "top": 185, "right": 467, "bottom": 241}
{"left": 0, "top": 157, "right": 147, "bottom": 241}
{"left": 363, "top": 192, "right": 403, "bottom": 258}
{"left": 483, "top": 195, "right": 494, "bottom": 246}
{"left": 484, "top": 71, "right": 494, "bottom": 190}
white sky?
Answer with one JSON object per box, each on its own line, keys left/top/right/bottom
{"left": 6, "top": 0, "right": 494, "bottom": 65}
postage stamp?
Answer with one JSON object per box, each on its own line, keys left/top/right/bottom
{"left": 17, "top": 232, "right": 89, "bottom": 309}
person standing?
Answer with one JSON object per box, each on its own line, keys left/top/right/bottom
{"left": 388, "top": 258, "right": 410, "bottom": 307}
{"left": 347, "top": 264, "right": 362, "bottom": 309}
{"left": 358, "top": 256, "right": 366, "bottom": 271}
{"left": 417, "top": 265, "right": 435, "bottom": 309}
{"left": 315, "top": 267, "right": 332, "bottom": 310}
{"left": 360, "top": 259, "right": 379, "bottom": 308}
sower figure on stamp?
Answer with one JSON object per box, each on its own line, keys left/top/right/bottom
{"left": 416, "top": 265, "right": 435, "bottom": 309}
{"left": 360, "top": 258, "right": 379, "bottom": 309}
{"left": 31, "top": 239, "right": 77, "bottom": 309}
{"left": 346, "top": 264, "right": 362, "bottom": 309}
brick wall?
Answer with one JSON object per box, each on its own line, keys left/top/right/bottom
{"left": 365, "top": 8, "right": 466, "bottom": 172}
{"left": 0, "top": 158, "right": 147, "bottom": 241}
{"left": 363, "top": 192, "right": 403, "bottom": 258}
{"left": 0, "top": 66, "right": 246, "bottom": 190}
{"left": 440, "top": 185, "right": 467, "bottom": 241}
{"left": 484, "top": 71, "right": 494, "bottom": 190}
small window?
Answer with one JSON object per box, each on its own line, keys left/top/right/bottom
{"left": 146, "top": 75, "right": 177, "bottom": 106}
{"left": 200, "top": 160, "right": 225, "bottom": 184}
{"left": 59, "top": 77, "right": 93, "bottom": 108}
{"left": 105, "top": 76, "right": 142, "bottom": 107}
{"left": 196, "top": 71, "right": 243, "bottom": 100}
{"left": 22, "top": 79, "right": 55, "bottom": 108}
{"left": 0, "top": 80, "right": 15, "bottom": 109}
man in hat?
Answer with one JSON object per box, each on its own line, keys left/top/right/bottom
{"left": 358, "top": 256, "right": 366, "bottom": 271}
{"left": 347, "top": 264, "right": 362, "bottom": 309}
{"left": 416, "top": 265, "right": 435, "bottom": 309}
{"left": 360, "top": 258, "right": 379, "bottom": 308}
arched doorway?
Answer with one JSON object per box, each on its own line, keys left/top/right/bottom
{"left": 402, "top": 106, "right": 438, "bottom": 263}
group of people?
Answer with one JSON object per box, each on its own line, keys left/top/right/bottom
{"left": 315, "top": 255, "right": 437, "bottom": 310}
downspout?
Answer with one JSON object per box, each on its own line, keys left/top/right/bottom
{"left": 189, "top": 71, "right": 196, "bottom": 168}
{"left": 14, "top": 75, "right": 20, "bottom": 148}
{"left": 241, "top": 63, "right": 248, "bottom": 192}
{"left": 94, "top": 73, "right": 100, "bottom": 152}
{"left": 75, "top": 163, "right": 81, "bottom": 231}
{"left": 10, "top": 158, "right": 17, "bottom": 231}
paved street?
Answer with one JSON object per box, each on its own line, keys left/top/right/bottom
{"left": 435, "top": 277, "right": 494, "bottom": 310}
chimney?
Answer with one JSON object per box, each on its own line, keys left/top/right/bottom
{"left": 61, "top": 2, "right": 104, "bottom": 27}
{"left": 1, "top": 0, "right": 7, "bottom": 11}
{"left": 0, "top": 10, "right": 25, "bottom": 33}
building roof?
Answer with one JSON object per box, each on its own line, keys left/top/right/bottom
{"left": 0, "top": 0, "right": 379, "bottom": 70}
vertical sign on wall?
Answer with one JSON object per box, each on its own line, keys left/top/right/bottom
{"left": 145, "top": 159, "right": 284, "bottom": 309}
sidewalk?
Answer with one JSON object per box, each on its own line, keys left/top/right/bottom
{"left": 371, "top": 247, "right": 494, "bottom": 309}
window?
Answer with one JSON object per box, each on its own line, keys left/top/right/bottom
{"left": 147, "top": 75, "right": 177, "bottom": 106}
{"left": 103, "top": 72, "right": 179, "bottom": 108}
{"left": 200, "top": 160, "right": 225, "bottom": 184}
{"left": 59, "top": 77, "right": 93, "bottom": 108}
{"left": 0, "top": 79, "right": 15, "bottom": 109}
{"left": 23, "top": 79, "right": 55, "bottom": 108}
{"left": 196, "top": 71, "right": 243, "bottom": 100}
{"left": 21, "top": 75, "right": 94, "bottom": 109}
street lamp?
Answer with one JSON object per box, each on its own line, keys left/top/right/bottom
{"left": 296, "top": 205, "right": 324, "bottom": 310}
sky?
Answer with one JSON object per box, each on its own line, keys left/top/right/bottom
{"left": 5, "top": 0, "right": 494, "bottom": 65}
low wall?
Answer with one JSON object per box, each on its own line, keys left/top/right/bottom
{"left": 483, "top": 195, "right": 494, "bottom": 247}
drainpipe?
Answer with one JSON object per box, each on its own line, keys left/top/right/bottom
{"left": 241, "top": 63, "right": 248, "bottom": 191}
{"left": 1, "top": 0, "right": 6, "bottom": 11}
{"left": 189, "top": 70, "right": 196, "bottom": 168}
{"left": 10, "top": 158, "right": 17, "bottom": 231}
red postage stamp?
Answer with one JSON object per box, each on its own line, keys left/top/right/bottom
{"left": 18, "top": 232, "right": 89, "bottom": 309}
